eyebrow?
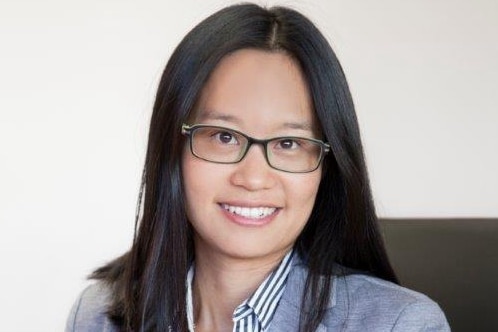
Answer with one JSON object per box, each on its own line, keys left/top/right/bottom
{"left": 196, "top": 110, "right": 240, "bottom": 125}
{"left": 197, "top": 109, "right": 314, "bottom": 133}
{"left": 279, "top": 121, "right": 313, "bottom": 132}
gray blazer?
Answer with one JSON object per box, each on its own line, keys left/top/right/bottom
{"left": 66, "top": 260, "right": 450, "bottom": 331}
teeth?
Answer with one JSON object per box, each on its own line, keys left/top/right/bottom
{"left": 222, "top": 204, "right": 277, "bottom": 219}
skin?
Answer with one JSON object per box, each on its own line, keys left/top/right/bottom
{"left": 181, "top": 49, "right": 323, "bottom": 331}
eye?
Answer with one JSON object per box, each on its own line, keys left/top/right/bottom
{"left": 275, "top": 138, "right": 300, "bottom": 150}
{"left": 213, "top": 130, "right": 238, "bottom": 145}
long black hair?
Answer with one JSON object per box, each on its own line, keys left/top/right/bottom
{"left": 92, "top": 3, "right": 398, "bottom": 331}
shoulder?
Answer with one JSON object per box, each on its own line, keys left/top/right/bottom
{"left": 65, "top": 282, "right": 118, "bottom": 332}
{"left": 328, "top": 274, "right": 451, "bottom": 331}
{"left": 275, "top": 261, "right": 450, "bottom": 331}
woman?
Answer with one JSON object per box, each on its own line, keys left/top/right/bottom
{"left": 66, "top": 3, "right": 449, "bottom": 332}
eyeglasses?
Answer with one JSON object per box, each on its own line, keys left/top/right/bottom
{"left": 181, "top": 123, "right": 330, "bottom": 173}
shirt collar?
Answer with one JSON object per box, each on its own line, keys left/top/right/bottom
{"left": 233, "top": 250, "right": 295, "bottom": 330}
{"left": 186, "top": 264, "right": 195, "bottom": 332}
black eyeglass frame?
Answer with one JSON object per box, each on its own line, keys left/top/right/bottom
{"left": 181, "top": 123, "right": 330, "bottom": 173}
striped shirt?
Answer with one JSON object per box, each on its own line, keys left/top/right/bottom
{"left": 186, "top": 250, "right": 295, "bottom": 332}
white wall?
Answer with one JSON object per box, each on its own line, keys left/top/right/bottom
{"left": 0, "top": 0, "right": 496, "bottom": 330}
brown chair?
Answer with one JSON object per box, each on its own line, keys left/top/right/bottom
{"left": 380, "top": 218, "right": 498, "bottom": 332}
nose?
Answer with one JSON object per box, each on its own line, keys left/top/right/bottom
{"left": 229, "top": 144, "right": 277, "bottom": 191}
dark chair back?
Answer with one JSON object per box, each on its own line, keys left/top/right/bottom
{"left": 381, "top": 218, "right": 498, "bottom": 332}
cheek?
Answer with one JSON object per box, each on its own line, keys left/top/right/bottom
{"left": 296, "top": 170, "right": 321, "bottom": 199}
{"left": 285, "top": 171, "right": 322, "bottom": 216}
{"left": 181, "top": 152, "right": 222, "bottom": 212}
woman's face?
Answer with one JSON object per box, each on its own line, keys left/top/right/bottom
{"left": 182, "top": 49, "right": 323, "bottom": 262}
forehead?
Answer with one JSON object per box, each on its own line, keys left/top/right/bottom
{"left": 193, "top": 49, "right": 319, "bottom": 135}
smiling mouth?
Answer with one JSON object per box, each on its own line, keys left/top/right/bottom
{"left": 220, "top": 204, "right": 278, "bottom": 219}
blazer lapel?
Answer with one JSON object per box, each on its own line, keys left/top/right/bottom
{"left": 270, "top": 257, "right": 339, "bottom": 331}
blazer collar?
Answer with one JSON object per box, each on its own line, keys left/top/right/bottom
{"left": 270, "top": 255, "right": 342, "bottom": 331}
{"left": 281, "top": 255, "right": 337, "bottom": 310}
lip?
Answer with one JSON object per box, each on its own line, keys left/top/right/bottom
{"left": 218, "top": 202, "right": 281, "bottom": 227}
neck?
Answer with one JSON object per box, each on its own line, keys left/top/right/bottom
{"left": 191, "top": 244, "right": 290, "bottom": 331}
